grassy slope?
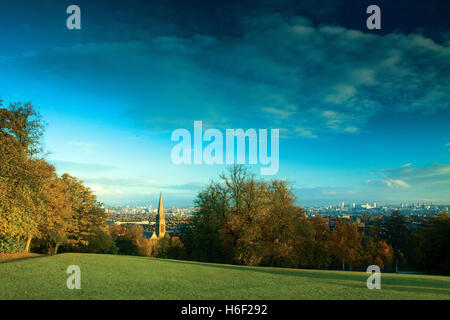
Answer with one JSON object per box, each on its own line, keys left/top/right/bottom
{"left": 0, "top": 253, "right": 448, "bottom": 300}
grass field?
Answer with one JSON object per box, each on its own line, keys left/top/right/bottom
{"left": 0, "top": 253, "right": 448, "bottom": 300}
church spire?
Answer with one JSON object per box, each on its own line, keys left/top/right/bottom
{"left": 156, "top": 192, "right": 165, "bottom": 238}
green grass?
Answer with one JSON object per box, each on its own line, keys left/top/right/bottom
{"left": 0, "top": 253, "right": 448, "bottom": 300}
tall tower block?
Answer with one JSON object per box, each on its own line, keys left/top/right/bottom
{"left": 156, "top": 192, "right": 166, "bottom": 238}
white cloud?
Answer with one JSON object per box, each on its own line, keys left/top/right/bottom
{"left": 263, "top": 105, "right": 297, "bottom": 119}
{"left": 294, "top": 127, "right": 318, "bottom": 139}
{"left": 401, "top": 163, "right": 412, "bottom": 168}
{"left": 86, "top": 184, "right": 124, "bottom": 196}
{"left": 369, "top": 163, "right": 450, "bottom": 190}
{"left": 382, "top": 179, "right": 410, "bottom": 188}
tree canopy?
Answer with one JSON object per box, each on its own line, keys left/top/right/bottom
{"left": 0, "top": 100, "right": 106, "bottom": 254}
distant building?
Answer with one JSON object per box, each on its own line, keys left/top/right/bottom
{"left": 361, "top": 203, "right": 373, "bottom": 209}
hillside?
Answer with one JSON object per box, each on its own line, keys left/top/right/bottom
{"left": 0, "top": 253, "right": 448, "bottom": 300}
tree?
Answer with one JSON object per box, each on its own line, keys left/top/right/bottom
{"left": 1, "top": 100, "right": 109, "bottom": 254}
{"left": 111, "top": 225, "right": 144, "bottom": 256}
{"left": 0, "top": 101, "right": 45, "bottom": 252}
{"left": 382, "top": 211, "right": 419, "bottom": 270}
{"left": 60, "top": 173, "right": 106, "bottom": 251}
{"left": 32, "top": 161, "right": 73, "bottom": 254}
{"left": 304, "top": 217, "right": 332, "bottom": 269}
{"left": 331, "top": 219, "right": 363, "bottom": 270}
{"left": 0, "top": 101, "right": 44, "bottom": 156}
{"left": 167, "top": 236, "right": 187, "bottom": 260}
{"left": 82, "top": 225, "right": 117, "bottom": 254}
{"left": 419, "top": 212, "right": 450, "bottom": 275}
{"left": 223, "top": 174, "right": 269, "bottom": 266}
{"left": 363, "top": 238, "right": 394, "bottom": 270}
{"left": 184, "top": 165, "right": 308, "bottom": 268}
{"left": 184, "top": 181, "right": 230, "bottom": 263}
{"left": 263, "top": 180, "right": 306, "bottom": 267}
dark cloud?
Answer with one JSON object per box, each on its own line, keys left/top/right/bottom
{"left": 1, "top": 0, "right": 449, "bottom": 205}
{"left": 6, "top": 11, "right": 449, "bottom": 139}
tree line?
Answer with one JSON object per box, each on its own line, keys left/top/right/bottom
{"left": 181, "top": 165, "right": 449, "bottom": 275}
{"left": 1, "top": 100, "right": 448, "bottom": 275}
{"left": 0, "top": 100, "right": 187, "bottom": 258}
{"left": 0, "top": 101, "right": 108, "bottom": 254}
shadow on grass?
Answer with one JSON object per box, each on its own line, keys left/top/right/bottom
{"left": 159, "top": 259, "right": 450, "bottom": 296}
{"left": 160, "top": 258, "right": 365, "bottom": 281}
{"left": 0, "top": 254, "right": 47, "bottom": 264}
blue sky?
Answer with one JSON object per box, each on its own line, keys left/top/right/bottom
{"left": 0, "top": 0, "right": 449, "bottom": 206}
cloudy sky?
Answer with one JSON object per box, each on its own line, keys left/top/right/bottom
{"left": 0, "top": 0, "right": 449, "bottom": 206}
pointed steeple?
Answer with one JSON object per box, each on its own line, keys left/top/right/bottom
{"left": 158, "top": 192, "right": 163, "bottom": 215}
{"left": 155, "top": 192, "right": 165, "bottom": 238}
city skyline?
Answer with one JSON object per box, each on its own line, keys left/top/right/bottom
{"left": 104, "top": 200, "right": 449, "bottom": 210}
{"left": 0, "top": 0, "right": 449, "bottom": 206}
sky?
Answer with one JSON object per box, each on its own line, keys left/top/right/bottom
{"left": 0, "top": 0, "right": 449, "bottom": 207}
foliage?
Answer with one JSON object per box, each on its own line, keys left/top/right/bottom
{"left": 60, "top": 173, "right": 106, "bottom": 251}
{"left": 382, "top": 211, "right": 420, "bottom": 269}
{"left": 84, "top": 226, "right": 118, "bottom": 254}
{"left": 1, "top": 100, "right": 107, "bottom": 254}
{"left": 111, "top": 225, "right": 145, "bottom": 256}
{"left": 0, "top": 101, "right": 44, "bottom": 247}
{"left": 331, "top": 219, "right": 364, "bottom": 270}
{"left": 363, "top": 239, "right": 394, "bottom": 270}
{"left": 419, "top": 212, "right": 450, "bottom": 275}
{"left": 294, "top": 217, "right": 332, "bottom": 269}
{"left": 154, "top": 235, "right": 187, "bottom": 260}
{"left": 185, "top": 165, "right": 308, "bottom": 267}
{"left": 0, "top": 237, "right": 26, "bottom": 253}
{"left": 183, "top": 166, "right": 402, "bottom": 272}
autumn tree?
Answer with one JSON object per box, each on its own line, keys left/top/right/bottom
{"left": 0, "top": 101, "right": 45, "bottom": 252}
{"left": 30, "top": 161, "right": 73, "bottom": 254}
{"left": 363, "top": 238, "right": 394, "bottom": 270}
{"left": 263, "top": 180, "right": 306, "bottom": 267}
{"left": 0, "top": 100, "right": 119, "bottom": 255}
{"left": 111, "top": 225, "right": 145, "bottom": 256}
{"left": 300, "top": 217, "right": 332, "bottom": 269}
{"left": 184, "top": 165, "right": 308, "bottom": 268}
{"left": 184, "top": 181, "right": 231, "bottom": 263}
{"left": 222, "top": 173, "right": 269, "bottom": 266}
{"left": 331, "top": 219, "right": 364, "bottom": 270}
{"left": 381, "top": 211, "right": 419, "bottom": 270}
{"left": 60, "top": 173, "right": 106, "bottom": 251}
{"left": 419, "top": 212, "right": 450, "bottom": 275}
{"left": 84, "top": 225, "right": 117, "bottom": 254}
